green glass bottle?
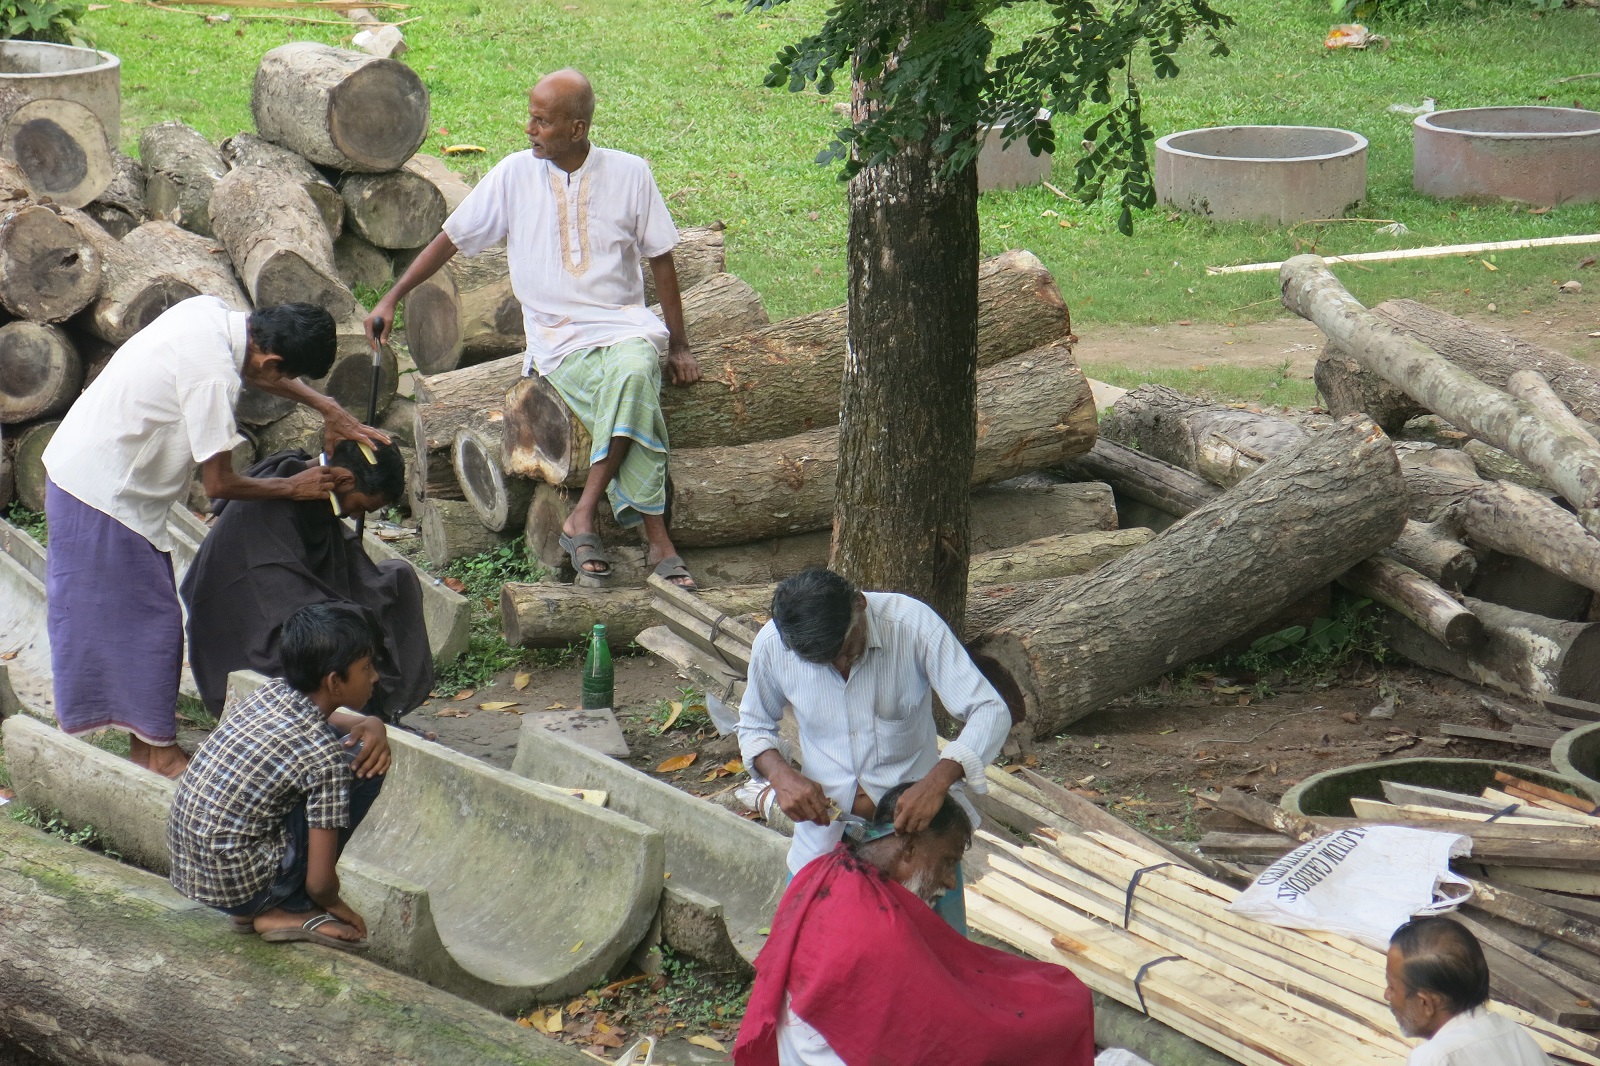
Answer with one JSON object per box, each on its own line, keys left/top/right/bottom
{"left": 581, "top": 623, "right": 614, "bottom": 709}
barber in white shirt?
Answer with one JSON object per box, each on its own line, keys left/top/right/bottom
{"left": 1385, "top": 916, "right": 1549, "bottom": 1066}
{"left": 737, "top": 567, "right": 1012, "bottom": 933}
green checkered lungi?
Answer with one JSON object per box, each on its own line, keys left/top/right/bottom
{"left": 545, "top": 336, "right": 669, "bottom": 528}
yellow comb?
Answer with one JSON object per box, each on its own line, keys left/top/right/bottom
{"left": 357, "top": 441, "right": 378, "bottom": 465}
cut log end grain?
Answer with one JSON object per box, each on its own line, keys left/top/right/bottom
{"left": 0, "top": 203, "right": 103, "bottom": 322}
{"left": 339, "top": 160, "right": 447, "bottom": 250}
{"left": 0, "top": 322, "right": 80, "bottom": 425}
{"left": 453, "top": 423, "right": 533, "bottom": 533}
{"left": 313, "top": 341, "right": 397, "bottom": 419}
{"left": 252, "top": 43, "right": 429, "bottom": 173}
{"left": 2, "top": 97, "right": 112, "bottom": 209}
{"left": 11, "top": 419, "right": 60, "bottom": 512}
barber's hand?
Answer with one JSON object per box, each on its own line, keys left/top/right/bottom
{"left": 664, "top": 342, "right": 700, "bottom": 387}
{"left": 343, "top": 717, "right": 391, "bottom": 779}
{"left": 364, "top": 298, "right": 398, "bottom": 347}
{"left": 283, "top": 466, "right": 339, "bottom": 501}
{"left": 770, "top": 764, "right": 830, "bottom": 827}
{"left": 893, "top": 761, "right": 964, "bottom": 835}
{"left": 322, "top": 404, "right": 390, "bottom": 457}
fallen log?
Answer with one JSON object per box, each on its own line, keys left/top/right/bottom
{"left": 1098, "top": 383, "right": 1313, "bottom": 489}
{"left": 1388, "top": 518, "right": 1478, "bottom": 593}
{"left": 82, "top": 220, "right": 250, "bottom": 346}
{"left": 251, "top": 42, "right": 429, "bottom": 172}
{"left": 82, "top": 152, "right": 146, "bottom": 239}
{"left": 404, "top": 224, "right": 726, "bottom": 374}
{"left": 313, "top": 339, "right": 397, "bottom": 418}
{"left": 521, "top": 482, "right": 632, "bottom": 578}
{"left": 139, "top": 121, "right": 228, "bottom": 239}
{"left": 503, "top": 250, "right": 1071, "bottom": 474}
{"left": 1384, "top": 597, "right": 1600, "bottom": 702}
{"left": 1462, "top": 438, "right": 1552, "bottom": 493}
{"left": 209, "top": 164, "right": 362, "bottom": 323}
{"left": 1058, "top": 438, "right": 1218, "bottom": 515}
{"left": 419, "top": 496, "right": 515, "bottom": 569}
{"left": 0, "top": 818, "right": 592, "bottom": 1066}
{"left": 0, "top": 161, "right": 103, "bottom": 323}
{"left": 0, "top": 95, "right": 112, "bottom": 209}
{"left": 966, "top": 529, "right": 1152, "bottom": 585}
{"left": 339, "top": 158, "right": 448, "bottom": 250}
{"left": 454, "top": 421, "right": 533, "bottom": 533}
{"left": 10, "top": 419, "right": 58, "bottom": 512}
{"left": 970, "top": 417, "right": 1409, "bottom": 737}
{"left": 406, "top": 153, "right": 474, "bottom": 213}
{"left": 219, "top": 131, "right": 343, "bottom": 237}
{"left": 1507, "top": 371, "right": 1600, "bottom": 450}
{"left": 1313, "top": 349, "right": 1423, "bottom": 432}
{"left": 647, "top": 340, "right": 1096, "bottom": 548}
{"left": 0, "top": 322, "right": 80, "bottom": 424}
{"left": 333, "top": 229, "right": 394, "bottom": 291}
{"left": 1338, "top": 555, "right": 1484, "bottom": 653}
{"left": 1281, "top": 255, "right": 1600, "bottom": 532}
{"left": 0, "top": 432, "right": 11, "bottom": 511}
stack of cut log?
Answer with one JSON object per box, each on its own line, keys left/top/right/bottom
{"left": 1195, "top": 787, "right": 1600, "bottom": 1036}
{"left": 1049, "top": 255, "right": 1600, "bottom": 719}
{"left": 401, "top": 248, "right": 1153, "bottom": 632}
{"left": 0, "top": 42, "right": 441, "bottom": 514}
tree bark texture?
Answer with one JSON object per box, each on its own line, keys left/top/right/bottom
{"left": 339, "top": 159, "right": 448, "bottom": 250}
{"left": 0, "top": 819, "right": 592, "bottom": 1066}
{"left": 1338, "top": 556, "right": 1484, "bottom": 652}
{"left": 1383, "top": 598, "right": 1600, "bottom": 702}
{"left": 209, "top": 164, "right": 362, "bottom": 323}
{"left": 407, "top": 153, "right": 474, "bottom": 213}
{"left": 82, "top": 152, "right": 145, "bottom": 239}
{"left": 0, "top": 190, "right": 103, "bottom": 323}
{"left": 253, "top": 404, "right": 323, "bottom": 458}
{"left": 1099, "top": 383, "right": 1315, "bottom": 489}
{"left": 521, "top": 481, "right": 632, "bottom": 577}
{"left": 1314, "top": 348, "right": 1425, "bottom": 432}
{"left": 1389, "top": 519, "right": 1479, "bottom": 593}
{"left": 419, "top": 497, "right": 515, "bottom": 569}
{"left": 837, "top": 138, "right": 977, "bottom": 628}
{"left": 454, "top": 421, "right": 533, "bottom": 533}
{"left": 1058, "top": 437, "right": 1219, "bottom": 515}
{"left": 1506, "top": 371, "right": 1600, "bottom": 450}
{"left": 82, "top": 220, "right": 250, "bottom": 346}
{"left": 10, "top": 419, "right": 58, "bottom": 511}
{"left": 667, "top": 340, "right": 1096, "bottom": 547}
{"left": 1281, "top": 256, "right": 1600, "bottom": 532}
{"left": 970, "top": 417, "right": 1409, "bottom": 737}
{"left": 251, "top": 42, "right": 430, "bottom": 172}
{"left": 404, "top": 225, "right": 726, "bottom": 375}
{"left": 220, "top": 131, "right": 344, "bottom": 237}
{"left": 411, "top": 401, "right": 480, "bottom": 502}
{"left": 0, "top": 322, "right": 79, "bottom": 424}
{"left": 139, "top": 121, "right": 227, "bottom": 239}
{"left": 0, "top": 93, "right": 113, "bottom": 208}
{"left": 0, "top": 431, "right": 12, "bottom": 511}
{"left": 334, "top": 228, "right": 395, "bottom": 291}
{"left": 1462, "top": 438, "right": 1552, "bottom": 493}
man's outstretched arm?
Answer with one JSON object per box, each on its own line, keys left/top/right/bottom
{"left": 366, "top": 232, "right": 460, "bottom": 346}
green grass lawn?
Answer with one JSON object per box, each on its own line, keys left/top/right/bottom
{"left": 82, "top": 0, "right": 1599, "bottom": 332}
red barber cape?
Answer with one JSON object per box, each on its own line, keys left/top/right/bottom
{"left": 735, "top": 846, "right": 1095, "bottom": 1066}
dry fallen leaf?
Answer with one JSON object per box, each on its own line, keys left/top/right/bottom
{"left": 479, "top": 701, "right": 520, "bottom": 711}
{"left": 513, "top": 672, "right": 531, "bottom": 691}
{"left": 723, "top": 758, "right": 744, "bottom": 774}
{"left": 542, "top": 1009, "right": 564, "bottom": 1034}
{"left": 569, "top": 940, "right": 584, "bottom": 954}
{"left": 660, "top": 701, "right": 683, "bottom": 732}
{"left": 686, "top": 1036, "right": 726, "bottom": 1052}
{"left": 516, "top": 1017, "right": 534, "bottom": 1029}
{"left": 452, "top": 689, "right": 474, "bottom": 701}
{"left": 441, "top": 577, "right": 466, "bottom": 593}
{"left": 655, "top": 753, "right": 698, "bottom": 773}
{"left": 436, "top": 708, "right": 471, "bottom": 718}
{"left": 0, "top": 650, "right": 15, "bottom": 661}
{"left": 547, "top": 702, "right": 567, "bottom": 710}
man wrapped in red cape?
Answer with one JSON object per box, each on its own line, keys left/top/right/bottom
{"left": 735, "top": 783, "right": 1096, "bottom": 1066}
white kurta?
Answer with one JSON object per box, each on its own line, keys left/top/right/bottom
{"left": 777, "top": 997, "right": 845, "bottom": 1066}
{"left": 441, "top": 146, "right": 679, "bottom": 377}
{"left": 42, "top": 296, "right": 247, "bottom": 551}
{"left": 1407, "top": 1007, "right": 1550, "bottom": 1066}
{"left": 737, "top": 592, "right": 1012, "bottom": 875}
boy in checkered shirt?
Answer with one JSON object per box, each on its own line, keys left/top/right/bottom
{"left": 168, "top": 602, "right": 391, "bottom": 950}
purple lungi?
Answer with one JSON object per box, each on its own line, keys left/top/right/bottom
{"left": 45, "top": 479, "right": 183, "bottom": 745}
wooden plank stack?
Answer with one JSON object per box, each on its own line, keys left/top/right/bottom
{"left": 0, "top": 41, "right": 450, "bottom": 515}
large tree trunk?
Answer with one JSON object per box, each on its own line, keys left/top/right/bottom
{"left": 0, "top": 161, "right": 103, "bottom": 323}
{"left": 1282, "top": 256, "right": 1600, "bottom": 532}
{"left": 209, "top": 165, "right": 362, "bottom": 323}
{"left": 251, "top": 42, "right": 429, "bottom": 172}
{"left": 404, "top": 225, "right": 727, "bottom": 375}
{"left": 522, "top": 482, "right": 633, "bottom": 578}
{"left": 219, "top": 131, "right": 343, "bottom": 237}
{"left": 419, "top": 497, "right": 514, "bottom": 570}
{"left": 0, "top": 323, "right": 79, "bottom": 424}
{"left": 82, "top": 220, "right": 250, "bottom": 346}
{"left": 971, "top": 417, "right": 1409, "bottom": 737}
{"left": 666, "top": 340, "right": 1095, "bottom": 548}
{"left": 0, "top": 819, "right": 591, "bottom": 1066}
{"left": 81, "top": 152, "right": 146, "bottom": 240}
{"left": 339, "top": 158, "right": 448, "bottom": 250}
{"left": 10, "top": 419, "right": 59, "bottom": 511}
{"left": 1384, "top": 598, "right": 1600, "bottom": 702}
{"left": 139, "top": 121, "right": 228, "bottom": 239}
{"left": 454, "top": 421, "right": 533, "bottom": 533}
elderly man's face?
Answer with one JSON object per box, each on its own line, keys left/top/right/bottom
{"left": 1384, "top": 946, "right": 1446, "bottom": 1040}
{"left": 890, "top": 829, "right": 967, "bottom": 906}
{"left": 526, "top": 85, "right": 585, "bottom": 160}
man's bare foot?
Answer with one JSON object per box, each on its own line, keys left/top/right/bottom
{"left": 253, "top": 907, "right": 363, "bottom": 943}
{"left": 130, "top": 736, "right": 189, "bottom": 779}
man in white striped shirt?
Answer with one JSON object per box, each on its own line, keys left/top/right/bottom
{"left": 737, "top": 568, "right": 1012, "bottom": 932}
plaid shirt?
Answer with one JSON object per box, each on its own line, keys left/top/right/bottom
{"left": 167, "top": 678, "right": 351, "bottom": 907}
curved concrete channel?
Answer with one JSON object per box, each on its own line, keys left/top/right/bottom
{"left": 1154, "top": 125, "right": 1368, "bottom": 224}
{"left": 1415, "top": 106, "right": 1600, "bottom": 206}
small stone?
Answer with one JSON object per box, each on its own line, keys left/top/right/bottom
{"left": 1486, "top": 303, "right": 1497, "bottom": 312}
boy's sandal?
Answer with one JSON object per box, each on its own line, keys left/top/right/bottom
{"left": 260, "top": 912, "right": 369, "bottom": 952}
{"left": 558, "top": 531, "right": 612, "bottom": 586}
{"left": 651, "top": 554, "right": 697, "bottom": 592}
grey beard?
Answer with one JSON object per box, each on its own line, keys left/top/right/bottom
{"left": 903, "top": 871, "right": 945, "bottom": 907}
